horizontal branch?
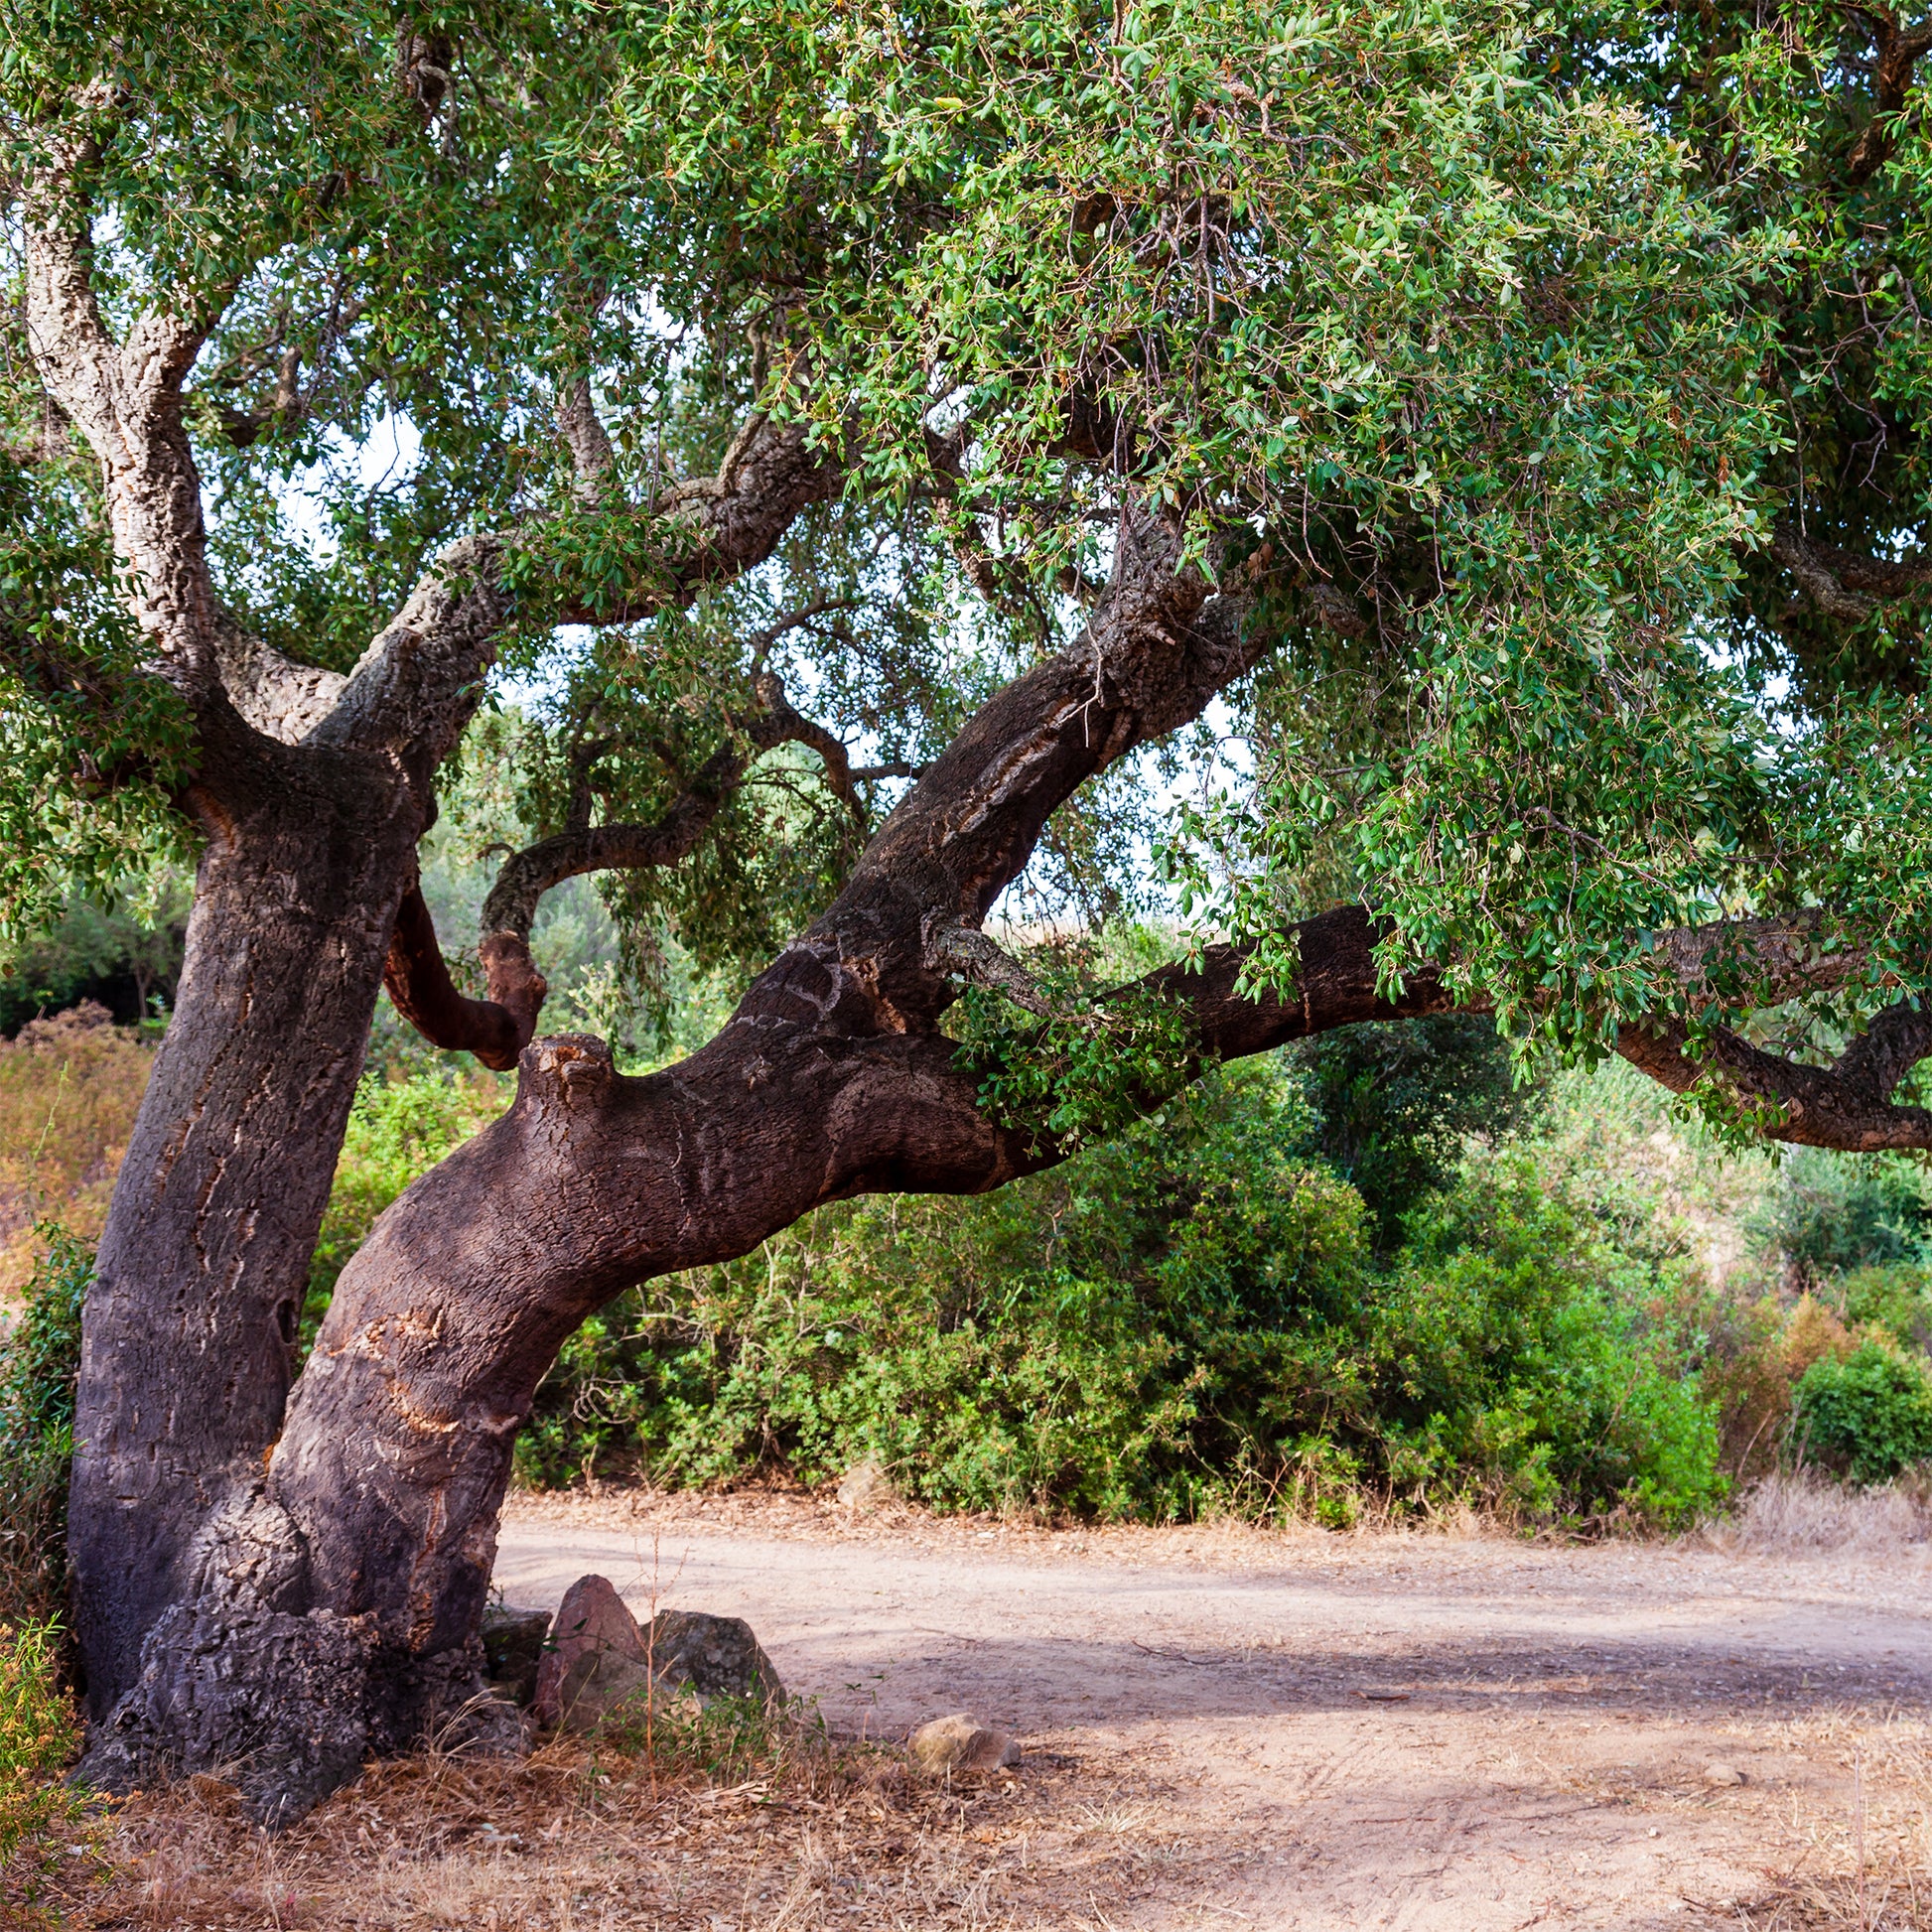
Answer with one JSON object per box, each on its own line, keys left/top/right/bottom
{"left": 1616, "top": 997, "right": 1932, "bottom": 1151}
{"left": 1767, "top": 516, "right": 1932, "bottom": 621}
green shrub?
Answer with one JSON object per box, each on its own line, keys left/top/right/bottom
{"left": 518, "top": 1061, "right": 1725, "bottom": 1527}
{"left": 1371, "top": 1156, "right": 1725, "bottom": 1523}
{"left": 1770, "top": 1149, "right": 1932, "bottom": 1279}
{"left": 0, "top": 1229, "right": 89, "bottom": 1625}
{"left": 0, "top": 1618, "right": 84, "bottom": 1891}
{"left": 1287, "top": 1014, "right": 1541, "bottom": 1246}
{"left": 1792, "top": 1341, "right": 1932, "bottom": 1484}
{"left": 1838, "top": 1263, "right": 1932, "bottom": 1356}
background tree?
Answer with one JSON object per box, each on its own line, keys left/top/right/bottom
{"left": 7, "top": 0, "right": 1932, "bottom": 1821}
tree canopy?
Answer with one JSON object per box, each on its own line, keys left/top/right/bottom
{"left": 5, "top": 0, "right": 1929, "bottom": 1122}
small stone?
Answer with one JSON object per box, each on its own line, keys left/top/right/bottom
{"left": 643, "top": 1610, "right": 785, "bottom": 1707}
{"left": 532, "top": 1576, "right": 649, "bottom": 1727}
{"left": 1703, "top": 1761, "right": 1746, "bottom": 1787}
{"left": 837, "top": 1458, "right": 895, "bottom": 1509}
{"left": 909, "top": 1713, "right": 1021, "bottom": 1775}
{"left": 482, "top": 1605, "right": 550, "bottom": 1708}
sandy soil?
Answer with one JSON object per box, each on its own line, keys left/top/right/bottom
{"left": 494, "top": 1490, "right": 1932, "bottom": 1931}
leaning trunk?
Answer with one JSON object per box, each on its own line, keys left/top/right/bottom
{"left": 71, "top": 745, "right": 422, "bottom": 1723}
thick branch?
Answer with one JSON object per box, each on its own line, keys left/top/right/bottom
{"left": 552, "top": 415, "right": 842, "bottom": 623}
{"left": 1846, "top": 7, "right": 1932, "bottom": 184}
{"left": 1616, "top": 998, "right": 1932, "bottom": 1151}
{"left": 23, "top": 137, "right": 225, "bottom": 689}
{"left": 1766, "top": 516, "right": 1932, "bottom": 621}
{"left": 556, "top": 375, "right": 616, "bottom": 500}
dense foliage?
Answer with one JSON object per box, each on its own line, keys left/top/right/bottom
{"left": 1793, "top": 1342, "right": 1932, "bottom": 1484}
{"left": 6, "top": 0, "right": 1932, "bottom": 1072}
{"left": 506, "top": 1057, "right": 1724, "bottom": 1526}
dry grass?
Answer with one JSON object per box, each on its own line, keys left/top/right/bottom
{"left": 23, "top": 1705, "right": 1155, "bottom": 1931}
{"left": 0, "top": 1005, "right": 150, "bottom": 1296}
{"left": 1715, "top": 1715, "right": 1932, "bottom": 1929}
{"left": 1697, "top": 1473, "right": 1932, "bottom": 1557}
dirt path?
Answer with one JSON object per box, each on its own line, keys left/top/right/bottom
{"left": 495, "top": 1491, "right": 1932, "bottom": 1930}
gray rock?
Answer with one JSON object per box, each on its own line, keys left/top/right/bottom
{"left": 482, "top": 1605, "right": 550, "bottom": 1708}
{"left": 837, "top": 1457, "right": 895, "bottom": 1509}
{"left": 908, "top": 1713, "right": 1021, "bottom": 1774}
{"left": 533, "top": 1579, "right": 784, "bottom": 1730}
{"left": 555, "top": 1648, "right": 698, "bottom": 1735}
{"left": 644, "top": 1609, "right": 785, "bottom": 1706}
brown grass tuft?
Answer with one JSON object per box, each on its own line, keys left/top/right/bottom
{"left": 1719, "top": 1715, "right": 1932, "bottom": 1929}
{"left": 1697, "top": 1472, "right": 1932, "bottom": 1557}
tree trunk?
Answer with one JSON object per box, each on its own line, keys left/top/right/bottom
{"left": 72, "top": 510, "right": 1314, "bottom": 1823}
{"left": 70, "top": 738, "right": 424, "bottom": 1724}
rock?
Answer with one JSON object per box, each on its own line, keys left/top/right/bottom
{"left": 643, "top": 1610, "right": 785, "bottom": 1707}
{"left": 837, "top": 1457, "right": 895, "bottom": 1509}
{"left": 1703, "top": 1761, "right": 1746, "bottom": 1787}
{"left": 908, "top": 1713, "right": 1021, "bottom": 1775}
{"left": 531, "top": 1576, "right": 649, "bottom": 1727}
{"left": 554, "top": 1648, "right": 697, "bottom": 1735}
{"left": 482, "top": 1605, "right": 550, "bottom": 1708}
{"left": 534, "top": 1579, "right": 785, "bottom": 1731}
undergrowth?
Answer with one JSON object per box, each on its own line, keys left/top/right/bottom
{"left": 514, "top": 1056, "right": 1728, "bottom": 1528}
{"left": 0, "top": 1228, "right": 88, "bottom": 1626}
{"left": 0, "top": 1618, "right": 86, "bottom": 1918}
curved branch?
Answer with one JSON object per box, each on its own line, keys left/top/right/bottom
{"left": 382, "top": 885, "right": 543, "bottom": 1072}
{"left": 556, "top": 374, "right": 616, "bottom": 499}
{"left": 1616, "top": 997, "right": 1932, "bottom": 1151}
{"left": 383, "top": 669, "right": 875, "bottom": 1061}
{"left": 550, "top": 415, "right": 842, "bottom": 624}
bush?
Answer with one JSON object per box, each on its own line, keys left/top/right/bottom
{"left": 518, "top": 1061, "right": 1725, "bottom": 1527}
{"left": 1770, "top": 1148, "right": 1932, "bottom": 1279}
{"left": 1792, "top": 1341, "right": 1932, "bottom": 1484}
{"left": 0, "top": 1618, "right": 84, "bottom": 1891}
{"left": 0, "top": 1229, "right": 89, "bottom": 1625}
{"left": 1287, "top": 1014, "right": 1539, "bottom": 1246}
{"left": 1838, "top": 1263, "right": 1932, "bottom": 1356}
{"left": 1371, "top": 1156, "right": 1725, "bottom": 1522}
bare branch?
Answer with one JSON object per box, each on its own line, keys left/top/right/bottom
{"left": 556, "top": 374, "right": 616, "bottom": 500}
{"left": 22, "top": 123, "right": 227, "bottom": 689}
{"left": 1766, "top": 516, "right": 1932, "bottom": 621}
{"left": 1615, "top": 997, "right": 1932, "bottom": 1151}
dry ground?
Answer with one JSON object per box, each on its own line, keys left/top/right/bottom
{"left": 29, "top": 1484, "right": 1932, "bottom": 1931}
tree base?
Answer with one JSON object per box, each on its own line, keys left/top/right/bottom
{"left": 77, "top": 1490, "right": 527, "bottom": 1825}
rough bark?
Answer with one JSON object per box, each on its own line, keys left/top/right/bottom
{"left": 71, "top": 735, "right": 427, "bottom": 1718}
{"left": 29, "top": 94, "right": 845, "bottom": 1741}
